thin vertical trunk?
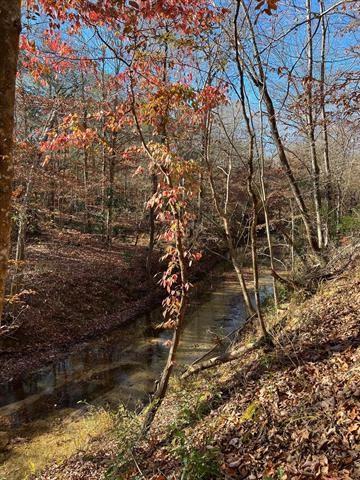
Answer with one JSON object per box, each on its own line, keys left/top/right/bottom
{"left": 48, "top": 162, "right": 56, "bottom": 221}
{"left": 142, "top": 213, "right": 188, "bottom": 432}
{"left": 0, "top": 0, "right": 21, "bottom": 322}
{"left": 320, "top": 0, "right": 332, "bottom": 246}
{"left": 249, "top": 199, "right": 269, "bottom": 338}
{"left": 197, "top": 171, "right": 203, "bottom": 221}
{"left": 100, "top": 48, "right": 108, "bottom": 235}
{"left": 202, "top": 106, "right": 255, "bottom": 315}
{"left": 236, "top": 0, "right": 320, "bottom": 255}
{"left": 101, "top": 152, "right": 106, "bottom": 225}
{"left": 15, "top": 172, "right": 32, "bottom": 263}
{"left": 290, "top": 200, "right": 295, "bottom": 277}
{"left": 14, "top": 92, "right": 29, "bottom": 268}
{"left": 81, "top": 74, "right": 91, "bottom": 233}
{"left": 259, "top": 108, "right": 279, "bottom": 309}
{"left": 234, "top": 14, "right": 270, "bottom": 338}
{"left": 335, "top": 181, "right": 342, "bottom": 236}
{"left": 306, "top": 0, "right": 323, "bottom": 250}
{"left": 10, "top": 177, "right": 31, "bottom": 298}
{"left": 14, "top": 101, "right": 32, "bottom": 265}
{"left": 245, "top": 137, "right": 267, "bottom": 335}
{"left": 83, "top": 149, "right": 90, "bottom": 232}
{"left": 146, "top": 173, "right": 157, "bottom": 276}
{"left": 105, "top": 153, "right": 115, "bottom": 244}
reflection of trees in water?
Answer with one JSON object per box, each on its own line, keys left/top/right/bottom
{"left": 1, "top": 273, "right": 273, "bottom": 429}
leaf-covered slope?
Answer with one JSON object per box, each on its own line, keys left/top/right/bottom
{"left": 134, "top": 262, "right": 360, "bottom": 479}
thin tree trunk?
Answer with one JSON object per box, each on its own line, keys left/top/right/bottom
{"left": 262, "top": 87, "right": 319, "bottom": 254}
{"left": 258, "top": 105, "right": 279, "bottom": 309}
{"left": 100, "top": 48, "right": 108, "bottom": 236}
{"left": 105, "top": 154, "right": 115, "bottom": 244}
{"left": 290, "top": 200, "right": 295, "bottom": 277}
{"left": 142, "top": 215, "right": 188, "bottom": 432}
{"left": 320, "top": 0, "right": 332, "bottom": 246}
{"left": 223, "top": 217, "right": 255, "bottom": 316}
{"left": 233, "top": 23, "right": 270, "bottom": 337}
{"left": 235, "top": 0, "right": 320, "bottom": 255}
{"left": 146, "top": 173, "right": 157, "bottom": 276}
{"left": 0, "top": 0, "right": 21, "bottom": 323}
{"left": 306, "top": 0, "right": 323, "bottom": 250}
{"left": 249, "top": 199, "right": 269, "bottom": 337}
{"left": 81, "top": 74, "right": 91, "bottom": 233}
{"left": 10, "top": 177, "right": 31, "bottom": 298}
{"left": 203, "top": 111, "right": 255, "bottom": 315}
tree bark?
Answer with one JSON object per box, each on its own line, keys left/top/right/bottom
{"left": 142, "top": 203, "right": 189, "bottom": 433}
{"left": 306, "top": 0, "right": 323, "bottom": 250}
{"left": 182, "top": 341, "right": 256, "bottom": 379}
{"left": 0, "top": 0, "right": 21, "bottom": 323}
{"left": 235, "top": 0, "right": 320, "bottom": 255}
{"left": 320, "top": 0, "right": 332, "bottom": 246}
{"left": 233, "top": 20, "right": 270, "bottom": 336}
{"left": 202, "top": 101, "right": 255, "bottom": 315}
{"left": 146, "top": 173, "right": 157, "bottom": 276}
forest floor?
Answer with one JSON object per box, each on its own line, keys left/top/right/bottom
{"left": 0, "top": 228, "right": 219, "bottom": 384}
{"left": 32, "top": 258, "right": 360, "bottom": 480}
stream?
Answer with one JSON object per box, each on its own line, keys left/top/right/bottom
{"left": 0, "top": 268, "right": 273, "bottom": 433}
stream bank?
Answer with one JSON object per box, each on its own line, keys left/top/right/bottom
{"left": 0, "top": 264, "right": 272, "bottom": 479}
{"left": 29, "top": 259, "right": 360, "bottom": 480}
{"left": 0, "top": 229, "right": 221, "bottom": 385}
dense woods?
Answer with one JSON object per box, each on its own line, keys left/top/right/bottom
{"left": 0, "top": 0, "right": 359, "bottom": 479}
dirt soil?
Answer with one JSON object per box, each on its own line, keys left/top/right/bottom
{"left": 33, "top": 259, "right": 360, "bottom": 480}
{"left": 0, "top": 229, "right": 220, "bottom": 385}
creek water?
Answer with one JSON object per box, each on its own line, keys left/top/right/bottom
{"left": 0, "top": 268, "right": 272, "bottom": 432}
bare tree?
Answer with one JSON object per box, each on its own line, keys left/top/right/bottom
{"left": 234, "top": 0, "right": 322, "bottom": 256}
{"left": 306, "top": 0, "right": 323, "bottom": 250}
{"left": 319, "top": 0, "right": 332, "bottom": 246}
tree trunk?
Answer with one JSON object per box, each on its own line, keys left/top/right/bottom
{"left": 182, "top": 341, "right": 256, "bottom": 379}
{"left": 235, "top": 0, "right": 320, "bottom": 255}
{"left": 0, "top": 0, "right": 21, "bottom": 323}
{"left": 146, "top": 173, "right": 157, "bottom": 276}
{"left": 142, "top": 214, "right": 188, "bottom": 433}
{"left": 105, "top": 154, "right": 115, "bottom": 245}
{"left": 233, "top": 21, "right": 270, "bottom": 335}
{"left": 81, "top": 76, "right": 91, "bottom": 233}
{"left": 262, "top": 87, "right": 320, "bottom": 254}
{"left": 306, "top": 0, "right": 323, "bottom": 250}
{"left": 290, "top": 200, "right": 295, "bottom": 276}
{"left": 203, "top": 129, "right": 255, "bottom": 315}
{"left": 223, "top": 217, "right": 255, "bottom": 316}
{"left": 320, "top": 0, "right": 332, "bottom": 246}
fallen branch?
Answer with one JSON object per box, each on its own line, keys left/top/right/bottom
{"left": 271, "top": 269, "right": 303, "bottom": 291}
{"left": 190, "top": 313, "right": 256, "bottom": 367}
{"left": 181, "top": 341, "right": 256, "bottom": 379}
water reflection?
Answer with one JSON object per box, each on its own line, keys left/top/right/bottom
{"left": 0, "top": 271, "right": 272, "bottom": 428}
